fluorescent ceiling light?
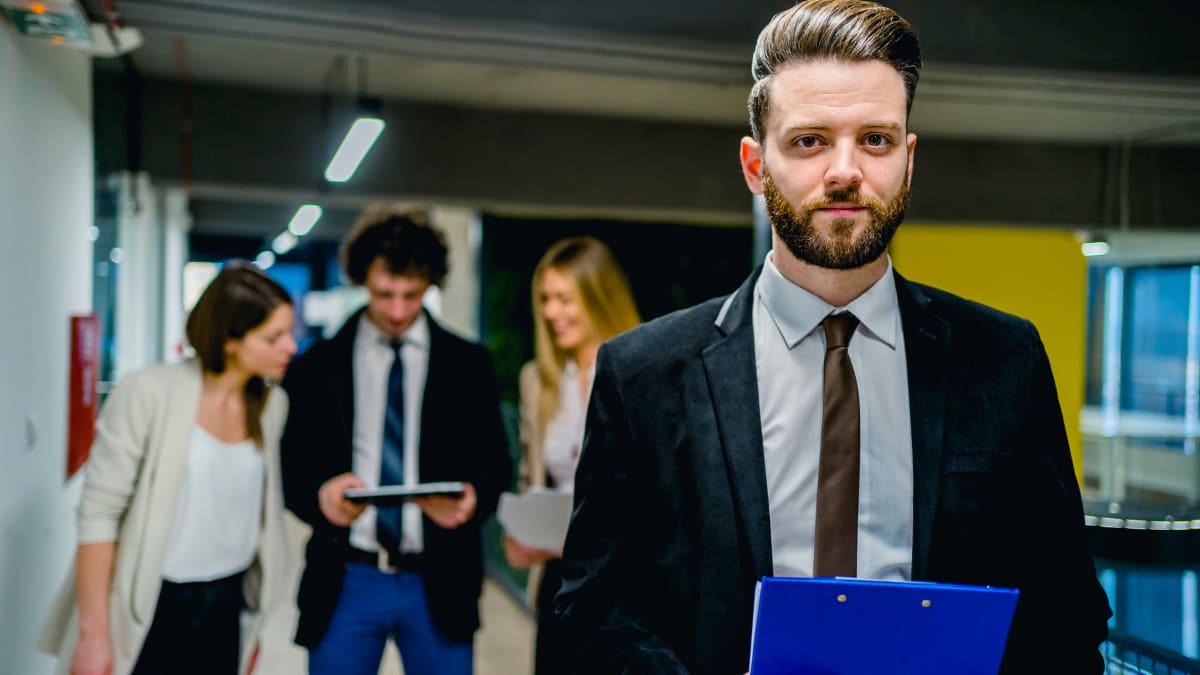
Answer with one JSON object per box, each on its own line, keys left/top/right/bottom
{"left": 255, "top": 250, "right": 276, "bottom": 269}
{"left": 324, "top": 117, "right": 385, "bottom": 183}
{"left": 1082, "top": 241, "right": 1111, "bottom": 257}
{"left": 288, "top": 204, "right": 323, "bottom": 236}
{"left": 272, "top": 231, "right": 298, "bottom": 255}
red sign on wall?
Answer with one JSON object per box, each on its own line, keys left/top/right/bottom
{"left": 67, "top": 313, "right": 100, "bottom": 479}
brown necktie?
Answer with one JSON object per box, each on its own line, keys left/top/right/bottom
{"left": 814, "top": 312, "right": 861, "bottom": 577}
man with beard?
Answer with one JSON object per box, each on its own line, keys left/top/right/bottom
{"left": 552, "top": 1, "right": 1112, "bottom": 674}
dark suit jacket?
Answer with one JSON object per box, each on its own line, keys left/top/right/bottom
{"left": 555, "top": 268, "right": 1111, "bottom": 675}
{"left": 280, "top": 308, "right": 513, "bottom": 647}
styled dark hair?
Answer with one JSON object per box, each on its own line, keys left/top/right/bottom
{"left": 748, "top": 0, "right": 922, "bottom": 143}
{"left": 340, "top": 205, "right": 449, "bottom": 286}
{"left": 186, "top": 261, "right": 292, "bottom": 445}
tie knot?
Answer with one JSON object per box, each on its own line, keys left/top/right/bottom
{"left": 822, "top": 313, "right": 859, "bottom": 350}
{"left": 388, "top": 340, "right": 404, "bottom": 357}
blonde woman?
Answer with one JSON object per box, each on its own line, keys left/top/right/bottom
{"left": 503, "top": 236, "right": 640, "bottom": 674}
{"left": 39, "top": 262, "right": 297, "bottom": 675}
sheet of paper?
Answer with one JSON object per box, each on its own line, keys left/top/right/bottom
{"left": 497, "top": 488, "right": 574, "bottom": 552}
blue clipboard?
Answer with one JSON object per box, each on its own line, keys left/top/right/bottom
{"left": 749, "top": 576, "right": 1019, "bottom": 675}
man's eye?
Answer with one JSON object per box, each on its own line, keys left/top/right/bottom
{"left": 795, "top": 136, "right": 821, "bottom": 148}
{"left": 865, "top": 133, "right": 890, "bottom": 147}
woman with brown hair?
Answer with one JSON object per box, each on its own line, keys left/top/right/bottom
{"left": 503, "top": 236, "right": 641, "bottom": 674}
{"left": 39, "top": 262, "right": 298, "bottom": 675}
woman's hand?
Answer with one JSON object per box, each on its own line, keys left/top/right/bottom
{"left": 318, "top": 473, "right": 367, "bottom": 527}
{"left": 69, "top": 630, "right": 113, "bottom": 675}
{"left": 503, "top": 532, "right": 561, "bottom": 568}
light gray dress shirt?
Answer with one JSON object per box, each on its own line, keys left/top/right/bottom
{"left": 753, "top": 254, "right": 914, "bottom": 580}
{"left": 350, "top": 311, "right": 430, "bottom": 553}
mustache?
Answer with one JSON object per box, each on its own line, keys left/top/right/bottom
{"left": 808, "top": 189, "right": 890, "bottom": 211}
{"left": 823, "top": 188, "right": 862, "bottom": 205}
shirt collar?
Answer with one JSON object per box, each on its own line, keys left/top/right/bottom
{"left": 756, "top": 252, "right": 900, "bottom": 350}
{"left": 357, "top": 309, "right": 430, "bottom": 350}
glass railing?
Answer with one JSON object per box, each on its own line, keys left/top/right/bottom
{"left": 1104, "top": 629, "right": 1200, "bottom": 674}
{"left": 1085, "top": 405, "right": 1200, "bottom": 670}
{"left": 1082, "top": 406, "right": 1199, "bottom": 520}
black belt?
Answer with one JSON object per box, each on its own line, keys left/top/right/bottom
{"left": 347, "top": 546, "right": 424, "bottom": 574}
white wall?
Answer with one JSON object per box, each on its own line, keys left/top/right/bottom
{"left": 0, "top": 25, "right": 94, "bottom": 674}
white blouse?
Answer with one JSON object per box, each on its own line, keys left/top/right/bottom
{"left": 542, "top": 359, "right": 595, "bottom": 494}
{"left": 161, "top": 426, "right": 264, "bottom": 582}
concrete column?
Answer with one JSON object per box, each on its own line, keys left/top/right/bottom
{"left": 161, "top": 187, "right": 191, "bottom": 361}
{"left": 431, "top": 206, "right": 481, "bottom": 340}
{"left": 112, "top": 171, "right": 163, "bottom": 376}
{"left": 752, "top": 193, "right": 770, "bottom": 267}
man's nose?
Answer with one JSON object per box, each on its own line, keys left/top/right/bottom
{"left": 824, "top": 144, "right": 863, "bottom": 191}
{"left": 390, "top": 300, "right": 415, "bottom": 320}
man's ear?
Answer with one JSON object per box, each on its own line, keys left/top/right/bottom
{"left": 740, "top": 137, "right": 765, "bottom": 195}
{"left": 906, "top": 132, "right": 917, "bottom": 187}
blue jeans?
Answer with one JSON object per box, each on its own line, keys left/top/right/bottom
{"left": 308, "top": 563, "right": 473, "bottom": 675}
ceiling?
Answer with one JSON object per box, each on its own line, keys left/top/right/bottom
{"left": 92, "top": 0, "right": 1200, "bottom": 145}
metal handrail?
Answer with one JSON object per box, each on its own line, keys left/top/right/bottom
{"left": 1105, "top": 629, "right": 1200, "bottom": 674}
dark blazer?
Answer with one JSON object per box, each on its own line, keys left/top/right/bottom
{"left": 280, "top": 308, "right": 513, "bottom": 647}
{"left": 555, "top": 268, "right": 1111, "bottom": 675}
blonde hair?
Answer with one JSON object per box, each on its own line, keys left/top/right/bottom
{"left": 531, "top": 237, "right": 640, "bottom": 434}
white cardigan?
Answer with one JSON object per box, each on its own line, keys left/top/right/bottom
{"left": 37, "top": 360, "right": 291, "bottom": 675}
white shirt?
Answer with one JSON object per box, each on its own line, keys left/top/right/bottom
{"left": 161, "top": 427, "right": 264, "bottom": 582}
{"left": 542, "top": 359, "right": 594, "bottom": 493}
{"left": 753, "top": 253, "right": 914, "bottom": 580}
{"left": 350, "top": 311, "right": 430, "bottom": 553}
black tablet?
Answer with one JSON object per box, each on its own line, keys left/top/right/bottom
{"left": 344, "top": 482, "right": 467, "bottom": 505}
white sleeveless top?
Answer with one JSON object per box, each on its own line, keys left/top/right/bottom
{"left": 161, "top": 426, "right": 264, "bottom": 582}
{"left": 542, "top": 360, "right": 595, "bottom": 493}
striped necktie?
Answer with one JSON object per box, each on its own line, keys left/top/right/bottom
{"left": 377, "top": 340, "right": 406, "bottom": 554}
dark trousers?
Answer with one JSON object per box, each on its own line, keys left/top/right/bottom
{"left": 535, "top": 559, "right": 570, "bottom": 675}
{"left": 132, "top": 572, "right": 244, "bottom": 675}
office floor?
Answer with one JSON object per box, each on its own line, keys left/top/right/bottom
{"left": 257, "top": 514, "right": 534, "bottom": 675}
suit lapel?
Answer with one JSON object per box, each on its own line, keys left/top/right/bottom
{"left": 701, "top": 269, "right": 773, "bottom": 577}
{"left": 418, "top": 311, "right": 444, "bottom": 478}
{"left": 895, "top": 273, "right": 950, "bottom": 580}
{"left": 331, "top": 309, "right": 362, "bottom": 453}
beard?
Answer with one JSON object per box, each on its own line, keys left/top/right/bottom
{"left": 763, "top": 168, "right": 910, "bottom": 270}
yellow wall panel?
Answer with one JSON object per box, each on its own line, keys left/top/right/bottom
{"left": 890, "top": 225, "right": 1087, "bottom": 482}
